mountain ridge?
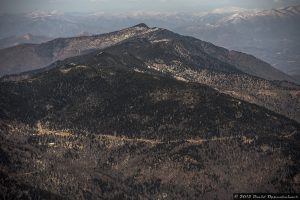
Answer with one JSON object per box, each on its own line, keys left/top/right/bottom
{"left": 2, "top": 24, "right": 299, "bottom": 123}
{"left": 1, "top": 48, "right": 299, "bottom": 139}
{"left": 1, "top": 5, "right": 299, "bottom": 75}
{"left": 1, "top": 47, "right": 299, "bottom": 199}
{"left": 0, "top": 23, "right": 297, "bottom": 84}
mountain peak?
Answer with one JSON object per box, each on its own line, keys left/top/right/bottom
{"left": 23, "top": 33, "right": 33, "bottom": 40}
{"left": 133, "top": 23, "right": 149, "bottom": 28}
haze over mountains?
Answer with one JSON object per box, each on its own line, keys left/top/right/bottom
{"left": 0, "top": 34, "right": 52, "bottom": 49}
{"left": 178, "top": 5, "right": 300, "bottom": 78}
{"left": 1, "top": 5, "right": 299, "bottom": 78}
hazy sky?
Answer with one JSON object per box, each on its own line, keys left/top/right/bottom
{"left": 1, "top": 0, "right": 300, "bottom": 13}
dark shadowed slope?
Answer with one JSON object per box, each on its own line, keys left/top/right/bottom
{"left": 101, "top": 32, "right": 300, "bottom": 122}
{"left": 0, "top": 50, "right": 299, "bottom": 199}
{"left": 1, "top": 50, "right": 299, "bottom": 140}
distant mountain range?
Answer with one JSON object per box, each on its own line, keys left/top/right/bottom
{"left": 0, "top": 5, "right": 299, "bottom": 77}
{"left": 0, "top": 34, "right": 52, "bottom": 49}
{"left": 176, "top": 5, "right": 300, "bottom": 77}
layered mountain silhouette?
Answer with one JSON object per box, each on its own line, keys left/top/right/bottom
{"left": 1, "top": 5, "right": 299, "bottom": 77}
{"left": 0, "top": 34, "right": 52, "bottom": 49}
{"left": 0, "top": 23, "right": 296, "bottom": 83}
{"left": 2, "top": 24, "right": 298, "bottom": 123}
{"left": 1, "top": 24, "right": 300, "bottom": 199}
{"left": 175, "top": 5, "right": 300, "bottom": 77}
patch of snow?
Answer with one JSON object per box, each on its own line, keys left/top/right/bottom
{"left": 75, "top": 65, "right": 88, "bottom": 69}
{"left": 151, "top": 39, "right": 170, "bottom": 43}
{"left": 27, "top": 10, "right": 64, "bottom": 18}
{"left": 174, "top": 76, "right": 188, "bottom": 82}
{"left": 212, "top": 7, "right": 256, "bottom": 14}
{"left": 45, "top": 104, "right": 53, "bottom": 110}
{"left": 23, "top": 34, "right": 31, "bottom": 40}
{"left": 60, "top": 68, "right": 72, "bottom": 74}
{"left": 133, "top": 68, "right": 145, "bottom": 73}
{"left": 132, "top": 27, "right": 147, "bottom": 31}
